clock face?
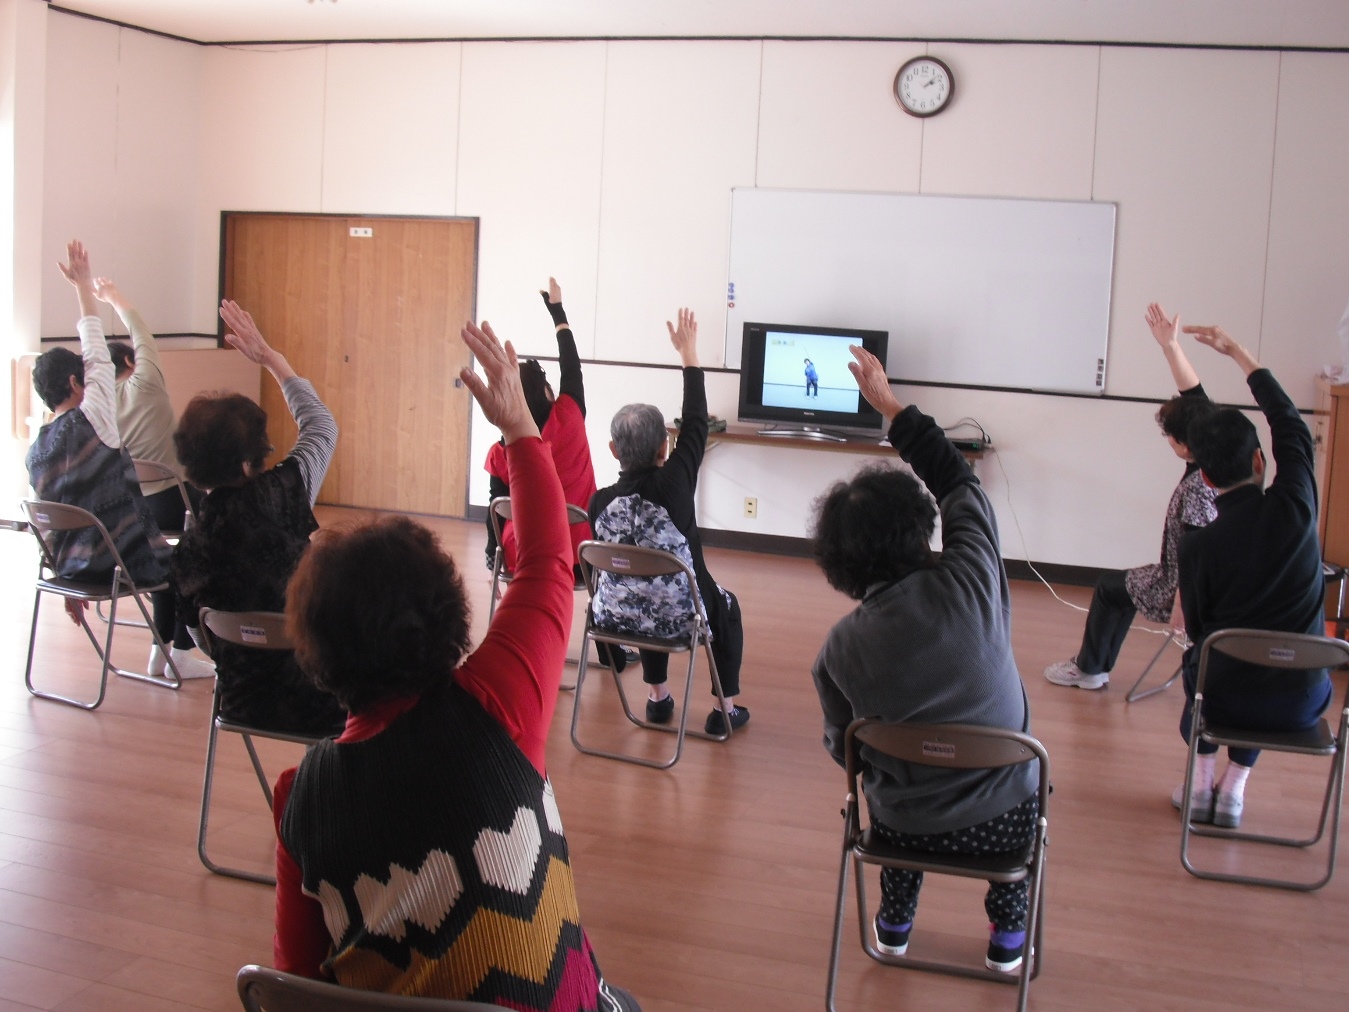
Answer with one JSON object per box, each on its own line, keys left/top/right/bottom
{"left": 894, "top": 57, "right": 953, "bottom": 117}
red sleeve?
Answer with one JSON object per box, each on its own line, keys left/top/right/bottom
{"left": 455, "top": 437, "right": 572, "bottom": 773}
{"left": 272, "top": 766, "right": 332, "bottom": 977}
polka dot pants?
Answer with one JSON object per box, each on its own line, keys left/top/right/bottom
{"left": 871, "top": 794, "right": 1040, "bottom": 932}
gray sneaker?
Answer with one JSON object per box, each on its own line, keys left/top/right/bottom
{"left": 1172, "top": 783, "right": 1215, "bottom": 823}
{"left": 1214, "top": 790, "right": 1244, "bottom": 828}
{"left": 1043, "top": 659, "right": 1108, "bottom": 690}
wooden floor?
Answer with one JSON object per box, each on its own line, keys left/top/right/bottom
{"left": 1, "top": 508, "right": 1346, "bottom": 1010}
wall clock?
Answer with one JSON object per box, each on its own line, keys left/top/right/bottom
{"left": 894, "top": 56, "right": 954, "bottom": 117}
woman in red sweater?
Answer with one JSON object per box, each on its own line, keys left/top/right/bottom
{"left": 271, "top": 321, "right": 639, "bottom": 1012}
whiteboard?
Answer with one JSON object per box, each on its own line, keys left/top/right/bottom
{"left": 725, "top": 188, "right": 1116, "bottom": 395}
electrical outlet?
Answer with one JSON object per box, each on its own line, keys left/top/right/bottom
{"left": 743, "top": 496, "right": 758, "bottom": 519}
{"left": 349, "top": 226, "right": 373, "bottom": 238}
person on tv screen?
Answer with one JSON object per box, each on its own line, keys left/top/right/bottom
{"left": 805, "top": 357, "right": 819, "bottom": 398}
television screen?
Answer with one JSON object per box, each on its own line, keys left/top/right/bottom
{"left": 737, "top": 322, "right": 888, "bottom": 438}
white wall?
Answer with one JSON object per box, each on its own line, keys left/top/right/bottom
{"left": 33, "top": 18, "right": 1349, "bottom": 569}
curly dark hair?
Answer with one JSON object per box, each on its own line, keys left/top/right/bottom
{"left": 1155, "top": 394, "right": 1216, "bottom": 445}
{"left": 285, "top": 516, "right": 472, "bottom": 713}
{"left": 811, "top": 464, "right": 938, "bottom": 600}
{"left": 32, "top": 348, "right": 84, "bottom": 411}
{"left": 173, "top": 393, "right": 270, "bottom": 490}
{"left": 1187, "top": 406, "right": 1261, "bottom": 489}
{"left": 107, "top": 341, "right": 135, "bottom": 376}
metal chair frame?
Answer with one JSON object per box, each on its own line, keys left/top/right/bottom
{"left": 487, "top": 497, "right": 590, "bottom": 689}
{"left": 1125, "top": 627, "right": 1186, "bottom": 703}
{"left": 826, "top": 719, "right": 1050, "bottom": 1012}
{"left": 197, "top": 609, "right": 324, "bottom": 885}
{"left": 236, "top": 963, "right": 514, "bottom": 1010}
{"left": 20, "top": 498, "right": 183, "bottom": 709}
{"left": 570, "top": 540, "right": 734, "bottom": 769}
{"left": 1180, "top": 627, "right": 1349, "bottom": 891}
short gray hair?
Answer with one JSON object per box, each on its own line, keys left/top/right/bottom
{"left": 610, "top": 403, "right": 667, "bottom": 471}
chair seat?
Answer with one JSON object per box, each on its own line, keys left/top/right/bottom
{"left": 587, "top": 625, "right": 696, "bottom": 655}
{"left": 1202, "top": 717, "right": 1336, "bottom": 755}
{"left": 36, "top": 574, "right": 168, "bottom": 600}
{"left": 856, "top": 829, "right": 1034, "bottom": 882}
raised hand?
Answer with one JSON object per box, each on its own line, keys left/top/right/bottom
{"left": 666, "top": 307, "right": 699, "bottom": 368}
{"left": 92, "top": 277, "right": 130, "bottom": 312}
{"left": 543, "top": 277, "right": 562, "bottom": 304}
{"left": 57, "top": 240, "right": 94, "bottom": 289}
{"left": 1182, "top": 323, "right": 1260, "bottom": 376}
{"left": 848, "top": 345, "right": 903, "bottom": 423}
{"left": 459, "top": 320, "right": 538, "bottom": 444}
{"left": 220, "top": 300, "right": 295, "bottom": 381}
{"left": 1145, "top": 303, "right": 1180, "bottom": 349}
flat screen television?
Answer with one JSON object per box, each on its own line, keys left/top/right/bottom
{"left": 736, "top": 322, "right": 889, "bottom": 441}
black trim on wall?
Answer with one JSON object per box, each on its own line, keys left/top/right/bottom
{"left": 46, "top": 6, "right": 1349, "bottom": 54}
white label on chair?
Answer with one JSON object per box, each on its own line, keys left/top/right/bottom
{"left": 35, "top": 512, "right": 49, "bottom": 524}
{"left": 922, "top": 741, "right": 957, "bottom": 759}
{"left": 1268, "top": 647, "right": 1296, "bottom": 662}
{"left": 239, "top": 625, "right": 268, "bottom": 644}
{"left": 611, "top": 557, "right": 631, "bottom": 571}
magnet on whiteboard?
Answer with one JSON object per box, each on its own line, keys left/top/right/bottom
{"left": 728, "top": 302, "right": 735, "bottom": 308}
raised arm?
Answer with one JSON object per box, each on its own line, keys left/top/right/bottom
{"left": 1182, "top": 324, "right": 1262, "bottom": 378}
{"left": 94, "top": 277, "right": 165, "bottom": 385}
{"left": 654, "top": 308, "right": 707, "bottom": 495}
{"left": 455, "top": 321, "right": 570, "bottom": 771}
{"left": 541, "top": 277, "right": 585, "bottom": 413}
{"left": 219, "top": 300, "right": 335, "bottom": 503}
{"left": 1146, "top": 303, "right": 1201, "bottom": 392}
{"left": 59, "top": 241, "right": 119, "bottom": 447}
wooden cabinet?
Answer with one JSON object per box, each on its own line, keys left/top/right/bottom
{"left": 1315, "top": 377, "right": 1349, "bottom": 567}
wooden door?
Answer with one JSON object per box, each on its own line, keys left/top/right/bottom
{"left": 223, "top": 214, "right": 477, "bottom": 517}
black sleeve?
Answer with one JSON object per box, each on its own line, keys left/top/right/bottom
{"left": 485, "top": 469, "right": 510, "bottom": 565}
{"left": 887, "top": 404, "right": 977, "bottom": 503}
{"left": 1180, "top": 382, "right": 1210, "bottom": 402}
{"left": 555, "top": 323, "right": 585, "bottom": 414}
{"left": 1249, "top": 368, "right": 1317, "bottom": 514}
{"left": 651, "top": 367, "right": 708, "bottom": 503}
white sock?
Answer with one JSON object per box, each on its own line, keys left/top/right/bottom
{"left": 1193, "top": 754, "right": 1217, "bottom": 793}
{"left": 147, "top": 644, "right": 167, "bottom": 676}
{"left": 1218, "top": 761, "right": 1251, "bottom": 799}
{"left": 648, "top": 685, "right": 670, "bottom": 702}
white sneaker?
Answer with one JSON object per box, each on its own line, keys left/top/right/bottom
{"left": 1043, "top": 659, "right": 1108, "bottom": 690}
{"left": 149, "top": 644, "right": 216, "bottom": 680}
{"left": 1171, "top": 782, "right": 1214, "bottom": 823}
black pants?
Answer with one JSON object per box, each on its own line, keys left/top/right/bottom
{"left": 144, "top": 485, "right": 198, "bottom": 650}
{"left": 1074, "top": 569, "right": 1136, "bottom": 675}
{"left": 639, "top": 586, "right": 743, "bottom": 698}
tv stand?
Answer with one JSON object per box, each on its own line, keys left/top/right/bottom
{"left": 756, "top": 425, "right": 848, "bottom": 443}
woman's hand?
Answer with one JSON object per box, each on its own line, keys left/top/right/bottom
{"left": 220, "top": 300, "right": 296, "bottom": 381}
{"left": 57, "top": 240, "right": 94, "bottom": 290}
{"left": 543, "top": 277, "right": 562, "bottom": 304}
{"left": 1145, "top": 303, "right": 1180, "bottom": 350}
{"left": 848, "top": 345, "right": 903, "bottom": 423}
{"left": 667, "top": 308, "right": 699, "bottom": 368}
{"left": 460, "top": 321, "right": 539, "bottom": 444}
{"left": 92, "top": 277, "right": 131, "bottom": 313}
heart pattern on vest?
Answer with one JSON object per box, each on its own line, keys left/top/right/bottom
{"left": 473, "top": 806, "right": 543, "bottom": 894}
{"left": 542, "top": 779, "right": 564, "bottom": 835}
{"left": 350, "top": 849, "right": 464, "bottom": 942}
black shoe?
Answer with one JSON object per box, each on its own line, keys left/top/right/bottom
{"left": 874, "top": 917, "right": 911, "bottom": 956}
{"left": 704, "top": 705, "right": 750, "bottom": 735}
{"left": 645, "top": 694, "right": 675, "bottom": 724}
{"left": 985, "top": 934, "right": 1025, "bottom": 973}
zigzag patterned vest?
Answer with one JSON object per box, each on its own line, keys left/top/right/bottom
{"left": 281, "top": 679, "right": 607, "bottom": 1010}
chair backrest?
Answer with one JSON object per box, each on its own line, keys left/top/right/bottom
{"left": 21, "top": 498, "right": 135, "bottom": 585}
{"left": 200, "top": 609, "right": 293, "bottom": 652}
{"left": 1197, "top": 628, "right": 1349, "bottom": 694}
{"left": 490, "top": 498, "right": 589, "bottom": 537}
{"left": 236, "top": 964, "right": 514, "bottom": 1011}
{"left": 132, "top": 458, "right": 196, "bottom": 521}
